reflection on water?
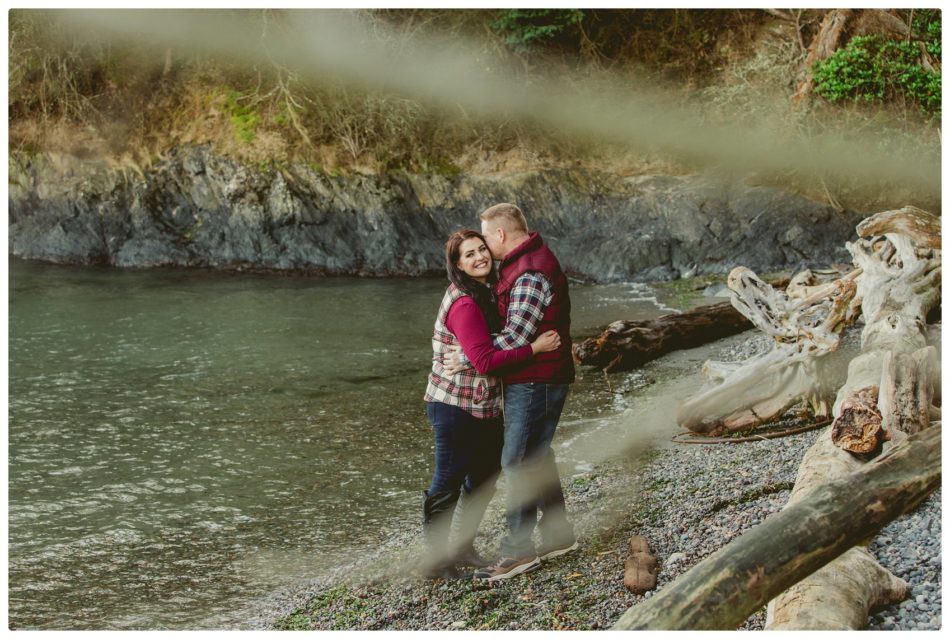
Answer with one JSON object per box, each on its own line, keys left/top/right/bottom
{"left": 8, "top": 259, "right": 671, "bottom": 629}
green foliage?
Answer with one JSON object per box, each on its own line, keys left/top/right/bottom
{"left": 812, "top": 34, "right": 941, "bottom": 118}
{"left": 490, "top": 9, "right": 584, "bottom": 51}
{"left": 912, "top": 9, "right": 942, "bottom": 58}
{"left": 273, "top": 585, "right": 370, "bottom": 631}
{"left": 275, "top": 612, "right": 313, "bottom": 630}
{"left": 224, "top": 90, "right": 260, "bottom": 143}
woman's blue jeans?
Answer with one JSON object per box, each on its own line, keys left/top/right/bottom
{"left": 498, "top": 382, "right": 574, "bottom": 559}
{"left": 425, "top": 402, "right": 503, "bottom": 550}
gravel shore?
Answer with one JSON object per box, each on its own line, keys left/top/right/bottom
{"left": 243, "top": 330, "right": 941, "bottom": 631}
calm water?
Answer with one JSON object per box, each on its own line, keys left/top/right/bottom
{"left": 8, "top": 259, "right": 678, "bottom": 629}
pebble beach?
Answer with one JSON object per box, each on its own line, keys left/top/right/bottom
{"left": 242, "top": 329, "right": 941, "bottom": 631}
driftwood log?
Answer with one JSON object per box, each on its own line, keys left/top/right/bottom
{"left": 766, "top": 206, "right": 941, "bottom": 629}
{"left": 610, "top": 425, "right": 940, "bottom": 630}
{"left": 831, "top": 385, "right": 886, "bottom": 455}
{"left": 623, "top": 536, "right": 657, "bottom": 594}
{"left": 622, "top": 206, "right": 941, "bottom": 630}
{"left": 572, "top": 302, "right": 751, "bottom": 373}
{"left": 766, "top": 545, "right": 909, "bottom": 629}
{"left": 676, "top": 268, "right": 860, "bottom": 435}
{"left": 761, "top": 429, "right": 913, "bottom": 629}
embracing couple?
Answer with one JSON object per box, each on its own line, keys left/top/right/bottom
{"left": 421, "top": 203, "right": 577, "bottom": 582}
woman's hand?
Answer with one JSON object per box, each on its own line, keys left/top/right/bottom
{"left": 531, "top": 330, "right": 561, "bottom": 355}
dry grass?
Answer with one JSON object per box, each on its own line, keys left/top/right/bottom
{"left": 8, "top": 9, "right": 940, "bottom": 209}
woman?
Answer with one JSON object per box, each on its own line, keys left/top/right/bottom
{"left": 421, "top": 229, "right": 560, "bottom": 579}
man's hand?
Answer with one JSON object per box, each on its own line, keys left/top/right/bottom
{"left": 443, "top": 344, "right": 473, "bottom": 375}
{"left": 531, "top": 329, "right": 561, "bottom": 355}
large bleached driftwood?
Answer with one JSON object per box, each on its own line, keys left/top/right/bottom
{"left": 765, "top": 206, "right": 941, "bottom": 629}
{"left": 610, "top": 425, "right": 940, "bottom": 630}
{"left": 675, "top": 267, "right": 859, "bottom": 435}
{"left": 829, "top": 207, "right": 941, "bottom": 452}
{"left": 631, "top": 207, "right": 941, "bottom": 630}
{"left": 765, "top": 545, "right": 910, "bottom": 629}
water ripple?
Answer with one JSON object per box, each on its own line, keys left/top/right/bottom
{"left": 9, "top": 261, "right": 664, "bottom": 629}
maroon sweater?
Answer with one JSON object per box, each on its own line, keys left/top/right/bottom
{"left": 446, "top": 296, "right": 533, "bottom": 375}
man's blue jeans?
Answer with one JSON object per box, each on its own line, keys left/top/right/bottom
{"left": 498, "top": 382, "right": 574, "bottom": 558}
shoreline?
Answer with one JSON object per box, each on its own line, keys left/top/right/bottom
{"left": 245, "top": 431, "right": 941, "bottom": 631}
{"left": 241, "top": 329, "right": 941, "bottom": 631}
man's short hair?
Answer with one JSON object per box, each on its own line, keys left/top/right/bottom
{"left": 480, "top": 203, "right": 528, "bottom": 233}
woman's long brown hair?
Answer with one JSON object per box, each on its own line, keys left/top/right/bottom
{"left": 444, "top": 230, "right": 501, "bottom": 333}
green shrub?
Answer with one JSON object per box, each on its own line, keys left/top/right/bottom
{"left": 224, "top": 90, "right": 260, "bottom": 143}
{"left": 812, "top": 34, "right": 941, "bottom": 118}
{"left": 912, "top": 8, "right": 941, "bottom": 58}
{"left": 490, "top": 9, "right": 584, "bottom": 51}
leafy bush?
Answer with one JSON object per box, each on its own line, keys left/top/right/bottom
{"left": 224, "top": 90, "right": 260, "bottom": 143}
{"left": 490, "top": 9, "right": 584, "bottom": 51}
{"left": 812, "top": 34, "right": 941, "bottom": 117}
{"left": 912, "top": 8, "right": 941, "bottom": 58}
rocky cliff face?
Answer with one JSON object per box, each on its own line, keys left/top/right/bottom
{"left": 9, "top": 145, "right": 864, "bottom": 282}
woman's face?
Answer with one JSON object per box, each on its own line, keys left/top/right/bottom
{"left": 457, "top": 237, "right": 493, "bottom": 282}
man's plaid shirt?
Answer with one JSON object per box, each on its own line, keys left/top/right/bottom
{"left": 491, "top": 271, "right": 553, "bottom": 351}
{"left": 424, "top": 284, "right": 503, "bottom": 418}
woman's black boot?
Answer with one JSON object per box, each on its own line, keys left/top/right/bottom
{"left": 450, "top": 484, "right": 495, "bottom": 568}
{"left": 421, "top": 489, "right": 462, "bottom": 579}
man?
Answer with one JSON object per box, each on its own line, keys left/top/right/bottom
{"left": 451, "top": 202, "right": 578, "bottom": 582}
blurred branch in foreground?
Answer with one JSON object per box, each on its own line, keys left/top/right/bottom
{"left": 50, "top": 9, "right": 939, "bottom": 199}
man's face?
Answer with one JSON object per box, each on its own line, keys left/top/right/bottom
{"left": 481, "top": 220, "right": 504, "bottom": 259}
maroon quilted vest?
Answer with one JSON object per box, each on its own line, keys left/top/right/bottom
{"left": 495, "top": 232, "right": 575, "bottom": 384}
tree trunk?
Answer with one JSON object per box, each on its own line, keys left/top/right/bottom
{"left": 572, "top": 301, "right": 751, "bottom": 373}
{"left": 610, "top": 425, "right": 940, "bottom": 630}
{"left": 852, "top": 9, "right": 912, "bottom": 40}
{"left": 794, "top": 9, "right": 854, "bottom": 103}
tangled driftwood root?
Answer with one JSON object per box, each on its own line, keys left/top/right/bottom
{"left": 766, "top": 206, "right": 941, "bottom": 630}
{"left": 676, "top": 267, "right": 859, "bottom": 436}
{"left": 613, "top": 206, "right": 941, "bottom": 630}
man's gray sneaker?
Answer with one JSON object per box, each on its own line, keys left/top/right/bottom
{"left": 538, "top": 540, "right": 579, "bottom": 561}
{"left": 472, "top": 556, "right": 541, "bottom": 582}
